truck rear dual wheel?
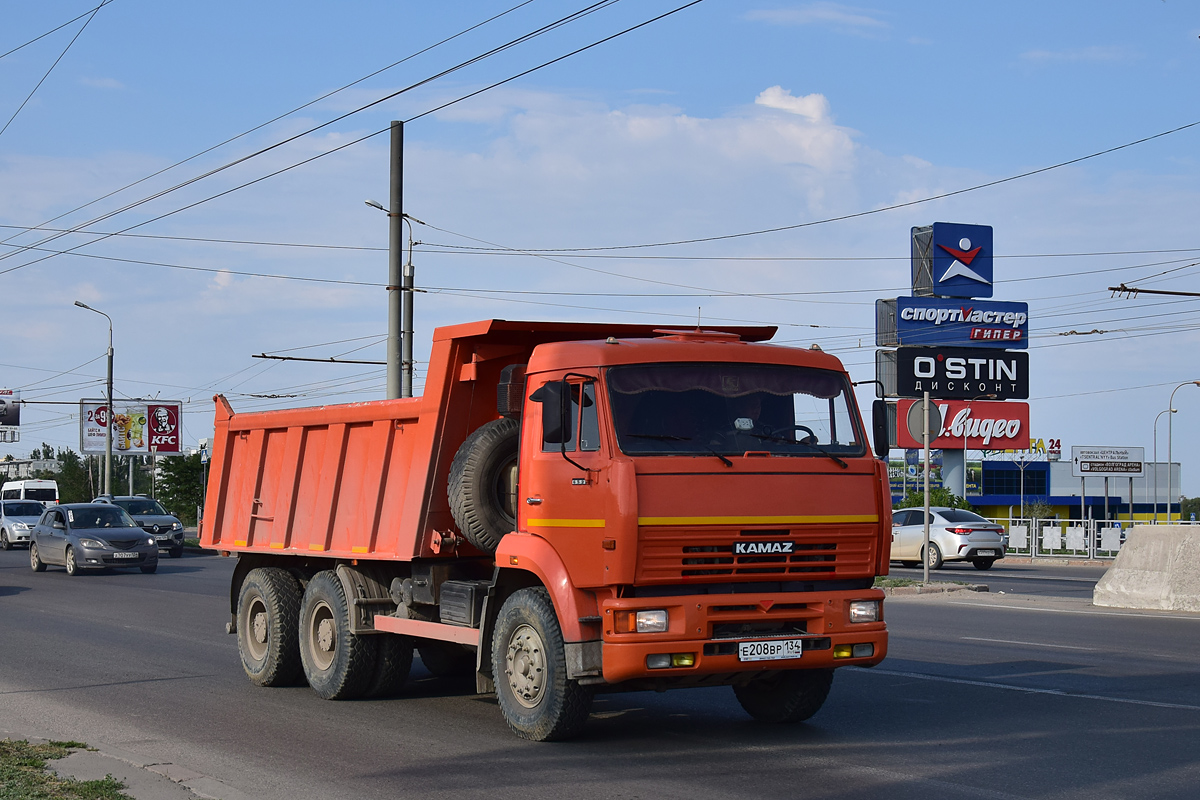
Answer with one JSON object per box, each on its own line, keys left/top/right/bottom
{"left": 238, "top": 567, "right": 303, "bottom": 687}
{"left": 448, "top": 418, "right": 520, "bottom": 553}
{"left": 299, "top": 570, "right": 379, "bottom": 700}
{"left": 492, "top": 587, "right": 593, "bottom": 742}
{"left": 733, "top": 669, "right": 834, "bottom": 723}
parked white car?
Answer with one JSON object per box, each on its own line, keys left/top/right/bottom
{"left": 1, "top": 499, "right": 45, "bottom": 549}
{"left": 891, "top": 506, "right": 1007, "bottom": 570}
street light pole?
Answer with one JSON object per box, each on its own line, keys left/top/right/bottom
{"left": 1166, "top": 380, "right": 1200, "bottom": 523}
{"left": 74, "top": 301, "right": 113, "bottom": 496}
{"left": 1153, "top": 407, "right": 1173, "bottom": 523}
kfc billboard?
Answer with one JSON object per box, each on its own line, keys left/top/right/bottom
{"left": 896, "top": 399, "right": 1030, "bottom": 450}
{"left": 80, "top": 400, "right": 183, "bottom": 455}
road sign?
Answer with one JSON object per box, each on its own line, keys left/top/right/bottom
{"left": 1071, "top": 446, "right": 1145, "bottom": 477}
{"left": 904, "top": 397, "right": 943, "bottom": 444}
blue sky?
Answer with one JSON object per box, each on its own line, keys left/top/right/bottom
{"left": 2, "top": 1, "right": 1199, "bottom": 495}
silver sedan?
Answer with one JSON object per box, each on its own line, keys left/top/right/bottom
{"left": 890, "top": 506, "right": 1007, "bottom": 570}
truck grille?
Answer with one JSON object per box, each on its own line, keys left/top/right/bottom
{"left": 637, "top": 526, "right": 876, "bottom": 583}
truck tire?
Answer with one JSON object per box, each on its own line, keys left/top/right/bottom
{"left": 492, "top": 587, "right": 593, "bottom": 741}
{"left": 448, "top": 418, "right": 520, "bottom": 553}
{"left": 299, "top": 570, "right": 378, "bottom": 700}
{"left": 237, "top": 567, "right": 303, "bottom": 687}
{"left": 364, "top": 633, "right": 415, "bottom": 698}
{"left": 733, "top": 669, "right": 834, "bottom": 723}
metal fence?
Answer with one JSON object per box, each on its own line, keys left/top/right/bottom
{"left": 984, "top": 517, "right": 1198, "bottom": 560}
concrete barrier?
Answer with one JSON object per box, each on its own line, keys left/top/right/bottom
{"left": 1093, "top": 525, "right": 1200, "bottom": 612}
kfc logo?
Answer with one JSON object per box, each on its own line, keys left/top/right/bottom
{"left": 147, "top": 404, "right": 181, "bottom": 452}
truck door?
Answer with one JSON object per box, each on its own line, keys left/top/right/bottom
{"left": 521, "top": 375, "right": 609, "bottom": 588}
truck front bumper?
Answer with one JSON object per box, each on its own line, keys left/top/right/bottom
{"left": 597, "top": 587, "right": 887, "bottom": 684}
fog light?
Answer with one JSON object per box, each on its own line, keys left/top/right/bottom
{"left": 647, "top": 654, "right": 672, "bottom": 669}
{"left": 833, "top": 645, "right": 854, "bottom": 659}
{"left": 852, "top": 643, "right": 874, "bottom": 658}
{"left": 848, "top": 600, "right": 880, "bottom": 623}
{"left": 670, "top": 653, "right": 695, "bottom": 667}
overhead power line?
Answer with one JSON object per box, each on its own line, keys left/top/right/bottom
{"left": 0, "top": 0, "right": 113, "bottom": 139}
{"left": 1110, "top": 283, "right": 1200, "bottom": 299}
{"left": 0, "top": 0, "right": 536, "bottom": 252}
{"left": 0, "top": 0, "right": 625, "bottom": 270}
{"left": 0, "top": 1, "right": 110, "bottom": 61}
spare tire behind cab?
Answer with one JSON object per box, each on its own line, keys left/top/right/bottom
{"left": 448, "top": 417, "right": 520, "bottom": 553}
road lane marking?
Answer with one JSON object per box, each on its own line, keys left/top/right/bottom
{"left": 947, "top": 601, "right": 1200, "bottom": 621}
{"left": 960, "top": 636, "right": 1096, "bottom": 651}
{"left": 857, "top": 667, "right": 1200, "bottom": 712}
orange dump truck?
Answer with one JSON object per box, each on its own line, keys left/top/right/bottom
{"left": 202, "top": 319, "right": 892, "bottom": 740}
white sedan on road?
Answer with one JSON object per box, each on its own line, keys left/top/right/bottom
{"left": 891, "top": 506, "right": 1007, "bottom": 570}
{"left": 1, "top": 500, "right": 45, "bottom": 550}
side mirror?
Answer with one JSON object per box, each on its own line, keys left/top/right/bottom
{"left": 871, "top": 399, "right": 891, "bottom": 461}
{"left": 531, "top": 380, "right": 572, "bottom": 446}
{"left": 52, "top": 520, "right": 65, "bottom": 530}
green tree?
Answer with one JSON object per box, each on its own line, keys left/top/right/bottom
{"left": 1181, "top": 496, "right": 1200, "bottom": 521}
{"left": 895, "top": 487, "right": 972, "bottom": 510}
{"left": 158, "top": 452, "right": 204, "bottom": 525}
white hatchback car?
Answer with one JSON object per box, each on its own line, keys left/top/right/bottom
{"left": 891, "top": 506, "right": 1007, "bottom": 570}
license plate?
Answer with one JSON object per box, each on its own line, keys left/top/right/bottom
{"left": 112, "top": 552, "right": 139, "bottom": 559}
{"left": 977, "top": 550, "right": 996, "bottom": 556}
{"left": 738, "top": 639, "right": 803, "bottom": 662}
{"left": 154, "top": 534, "right": 170, "bottom": 540}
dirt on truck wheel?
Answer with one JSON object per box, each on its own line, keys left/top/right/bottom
{"left": 237, "top": 567, "right": 303, "bottom": 687}
{"left": 492, "top": 587, "right": 593, "bottom": 742}
{"left": 299, "top": 570, "right": 379, "bottom": 700}
{"left": 448, "top": 417, "right": 520, "bottom": 553}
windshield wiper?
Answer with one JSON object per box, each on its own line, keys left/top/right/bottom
{"left": 746, "top": 432, "right": 849, "bottom": 469}
{"left": 625, "top": 433, "right": 691, "bottom": 441}
{"left": 625, "top": 434, "right": 733, "bottom": 467}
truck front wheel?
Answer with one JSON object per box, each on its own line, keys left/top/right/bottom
{"left": 492, "top": 587, "right": 593, "bottom": 741}
{"left": 299, "top": 570, "right": 378, "bottom": 700}
{"left": 237, "top": 567, "right": 303, "bottom": 687}
{"left": 733, "top": 668, "right": 834, "bottom": 723}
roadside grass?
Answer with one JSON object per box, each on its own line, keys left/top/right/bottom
{"left": 874, "top": 576, "right": 972, "bottom": 588}
{"left": 0, "top": 739, "right": 130, "bottom": 800}
{"left": 184, "top": 538, "right": 200, "bottom": 548}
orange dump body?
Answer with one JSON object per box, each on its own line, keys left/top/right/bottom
{"left": 203, "top": 319, "right": 889, "bottom": 686}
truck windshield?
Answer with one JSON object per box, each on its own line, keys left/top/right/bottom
{"left": 608, "top": 363, "right": 864, "bottom": 458}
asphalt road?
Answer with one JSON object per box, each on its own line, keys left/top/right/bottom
{"left": 888, "top": 559, "right": 1111, "bottom": 598}
{"left": 2, "top": 548, "right": 1198, "bottom": 800}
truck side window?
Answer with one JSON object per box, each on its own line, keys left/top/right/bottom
{"left": 540, "top": 383, "right": 578, "bottom": 453}
{"left": 579, "top": 383, "right": 599, "bottom": 452}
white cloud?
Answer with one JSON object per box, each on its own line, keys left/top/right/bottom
{"left": 1020, "top": 46, "right": 1133, "bottom": 63}
{"left": 80, "top": 76, "right": 125, "bottom": 90}
{"left": 754, "top": 86, "right": 831, "bottom": 123}
{"left": 746, "top": 4, "right": 888, "bottom": 31}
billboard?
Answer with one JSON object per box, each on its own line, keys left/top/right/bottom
{"left": 1071, "top": 446, "right": 1145, "bottom": 477}
{"left": 876, "top": 297, "right": 1028, "bottom": 349}
{"left": 80, "top": 400, "right": 183, "bottom": 455}
{"left": 881, "top": 346, "right": 1029, "bottom": 400}
{"left": 896, "top": 399, "right": 1030, "bottom": 450}
{"left": 912, "top": 222, "right": 994, "bottom": 298}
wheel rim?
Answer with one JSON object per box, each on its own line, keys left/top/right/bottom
{"left": 245, "top": 595, "right": 269, "bottom": 661}
{"left": 66, "top": 548, "right": 76, "bottom": 575}
{"left": 505, "top": 623, "right": 547, "bottom": 709}
{"left": 927, "top": 545, "right": 938, "bottom": 567}
{"left": 30, "top": 544, "right": 38, "bottom": 568}
{"left": 306, "top": 599, "right": 337, "bottom": 671}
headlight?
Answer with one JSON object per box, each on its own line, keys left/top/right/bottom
{"left": 78, "top": 538, "right": 105, "bottom": 548}
{"left": 848, "top": 600, "right": 880, "bottom": 623}
{"left": 13, "top": 522, "right": 29, "bottom": 531}
{"left": 172, "top": 521, "right": 183, "bottom": 530}
{"left": 146, "top": 537, "right": 155, "bottom": 546}
{"left": 614, "top": 609, "right": 670, "bottom": 633}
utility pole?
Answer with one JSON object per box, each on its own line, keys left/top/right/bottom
{"left": 386, "top": 120, "right": 405, "bottom": 399}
